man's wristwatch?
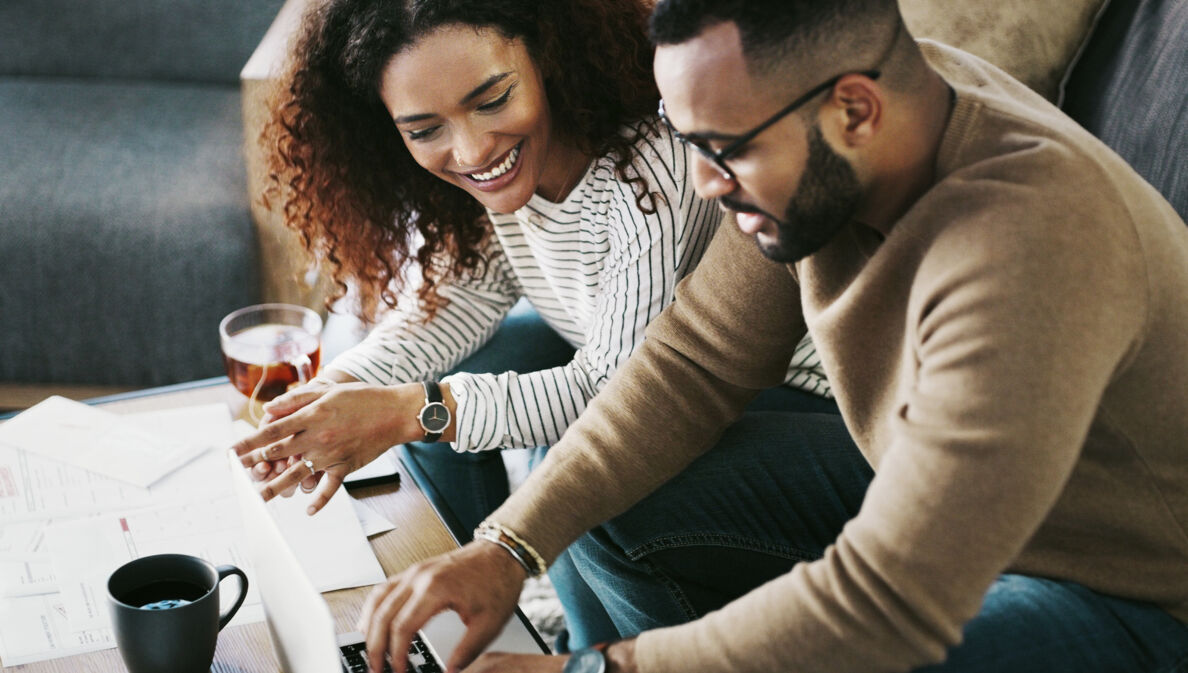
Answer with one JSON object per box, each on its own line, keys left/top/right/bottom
{"left": 416, "top": 381, "right": 451, "bottom": 442}
{"left": 562, "top": 642, "right": 610, "bottom": 673}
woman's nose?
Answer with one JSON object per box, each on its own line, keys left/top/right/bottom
{"left": 451, "top": 122, "right": 497, "bottom": 169}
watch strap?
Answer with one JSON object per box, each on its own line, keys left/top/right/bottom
{"left": 422, "top": 380, "right": 443, "bottom": 404}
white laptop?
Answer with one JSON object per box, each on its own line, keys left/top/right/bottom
{"left": 227, "top": 451, "right": 547, "bottom": 673}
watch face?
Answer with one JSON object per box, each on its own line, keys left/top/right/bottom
{"left": 562, "top": 647, "right": 606, "bottom": 673}
{"left": 418, "top": 401, "right": 451, "bottom": 433}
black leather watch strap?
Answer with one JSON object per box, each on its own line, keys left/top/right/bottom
{"left": 422, "top": 380, "right": 443, "bottom": 405}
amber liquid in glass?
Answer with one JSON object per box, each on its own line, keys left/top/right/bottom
{"left": 222, "top": 324, "right": 321, "bottom": 401}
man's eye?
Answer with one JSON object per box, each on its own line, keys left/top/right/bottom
{"left": 477, "top": 84, "right": 516, "bottom": 112}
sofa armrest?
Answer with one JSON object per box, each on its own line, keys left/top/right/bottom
{"left": 240, "top": 0, "right": 332, "bottom": 312}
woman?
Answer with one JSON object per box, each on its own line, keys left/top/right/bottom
{"left": 233, "top": 0, "right": 833, "bottom": 650}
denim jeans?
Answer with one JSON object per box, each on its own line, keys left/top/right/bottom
{"left": 568, "top": 410, "right": 1188, "bottom": 671}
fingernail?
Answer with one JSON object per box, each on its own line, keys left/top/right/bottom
{"left": 307, "top": 506, "right": 316, "bottom": 515}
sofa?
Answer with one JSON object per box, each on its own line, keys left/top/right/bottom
{"left": 2, "top": 0, "right": 1183, "bottom": 412}
{"left": 0, "top": 0, "right": 294, "bottom": 406}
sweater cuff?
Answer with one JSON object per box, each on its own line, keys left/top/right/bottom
{"left": 635, "top": 624, "right": 698, "bottom": 673}
{"left": 441, "top": 373, "right": 501, "bottom": 452}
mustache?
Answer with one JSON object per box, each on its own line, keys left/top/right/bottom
{"left": 719, "top": 196, "right": 758, "bottom": 214}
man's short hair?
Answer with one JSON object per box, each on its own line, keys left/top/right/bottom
{"left": 650, "top": 0, "right": 897, "bottom": 77}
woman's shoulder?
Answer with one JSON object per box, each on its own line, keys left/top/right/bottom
{"left": 588, "top": 116, "right": 688, "bottom": 193}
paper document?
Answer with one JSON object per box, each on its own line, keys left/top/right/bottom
{"left": 0, "top": 403, "right": 388, "bottom": 667}
{"left": 0, "top": 396, "right": 213, "bottom": 487}
{"left": 44, "top": 447, "right": 385, "bottom": 633}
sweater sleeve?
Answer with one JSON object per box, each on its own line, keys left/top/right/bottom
{"left": 444, "top": 129, "right": 722, "bottom": 452}
{"left": 490, "top": 221, "right": 807, "bottom": 560}
{"left": 633, "top": 189, "right": 1149, "bottom": 673}
{"left": 326, "top": 233, "right": 521, "bottom": 386}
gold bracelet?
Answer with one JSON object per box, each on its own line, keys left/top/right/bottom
{"left": 474, "top": 520, "right": 546, "bottom": 577}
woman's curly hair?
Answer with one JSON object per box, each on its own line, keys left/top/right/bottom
{"left": 262, "top": 0, "right": 659, "bottom": 322}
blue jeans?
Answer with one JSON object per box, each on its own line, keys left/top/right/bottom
{"left": 568, "top": 411, "right": 1188, "bottom": 671}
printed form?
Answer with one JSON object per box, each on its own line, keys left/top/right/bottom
{"left": 0, "top": 404, "right": 391, "bottom": 666}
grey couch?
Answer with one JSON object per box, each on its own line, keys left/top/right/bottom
{"left": 0, "top": 0, "right": 286, "bottom": 394}
{"left": 1062, "top": 0, "right": 1188, "bottom": 222}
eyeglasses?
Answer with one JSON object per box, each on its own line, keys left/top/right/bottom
{"left": 658, "top": 70, "right": 880, "bottom": 181}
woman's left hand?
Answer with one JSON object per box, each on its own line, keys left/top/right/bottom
{"left": 232, "top": 381, "right": 435, "bottom": 514}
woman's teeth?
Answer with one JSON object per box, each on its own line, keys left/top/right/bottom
{"left": 471, "top": 146, "right": 519, "bottom": 181}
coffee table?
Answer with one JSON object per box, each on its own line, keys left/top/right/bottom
{"left": 2, "top": 378, "right": 462, "bottom": 672}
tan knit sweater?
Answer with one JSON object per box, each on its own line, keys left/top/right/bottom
{"left": 493, "top": 42, "right": 1188, "bottom": 672}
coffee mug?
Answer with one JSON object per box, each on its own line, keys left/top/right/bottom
{"left": 107, "top": 553, "right": 249, "bottom": 673}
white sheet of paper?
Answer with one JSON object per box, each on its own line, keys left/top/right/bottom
{"left": 0, "top": 592, "right": 116, "bottom": 666}
{"left": 0, "top": 405, "right": 386, "bottom": 666}
{"left": 0, "top": 396, "right": 215, "bottom": 487}
{"left": 46, "top": 447, "right": 385, "bottom": 633}
{"left": 0, "top": 444, "right": 154, "bottom": 522}
{"left": 352, "top": 495, "right": 397, "bottom": 537}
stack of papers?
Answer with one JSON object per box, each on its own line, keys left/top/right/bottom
{"left": 0, "top": 398, "right": 394, "bottom": 666}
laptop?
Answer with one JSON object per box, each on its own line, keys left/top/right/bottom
{"left": 227, "top": 451, "right": 548, "bottom": 673}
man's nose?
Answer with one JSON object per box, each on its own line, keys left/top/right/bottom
{"left": 690, "top": 152, "right": 736, "bottom": 200}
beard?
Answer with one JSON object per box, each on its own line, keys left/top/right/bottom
{"left": 724, "top": 124, "right": 864, "bottom": 263}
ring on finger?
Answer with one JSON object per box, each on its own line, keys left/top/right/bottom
{"left": 303, "top": 458, "right": 316, "bottom": 476}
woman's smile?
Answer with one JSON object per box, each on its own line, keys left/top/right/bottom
{"left": 457, "top": 142, "right": 523, "bottom": 192}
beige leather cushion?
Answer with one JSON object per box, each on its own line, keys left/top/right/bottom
{"left": 901, "top": 0, "right": 1109, "bottom": 101}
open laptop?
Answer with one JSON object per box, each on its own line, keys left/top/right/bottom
{"left": 227, "top": 451, "right": 548, "bottom": 673}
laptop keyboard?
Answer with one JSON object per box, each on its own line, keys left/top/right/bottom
{"left": 339, "top": 633, "right": 443, "bottom": 673}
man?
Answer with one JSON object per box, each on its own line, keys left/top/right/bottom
{"left": 354, "top": 1, "right": 1188, "bottom": 672}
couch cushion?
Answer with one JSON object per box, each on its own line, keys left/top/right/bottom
{"left": 901, "top": 0, "right": 1108, "bottom": 101}
{"left": 1062, "top": 0, "right": 1188, "bottom": 222}
{"left": 0, "top": 79, "right": 260, "bottom": 386}
{"left": 0, "top": 0, "right": 286, "bottom": 84}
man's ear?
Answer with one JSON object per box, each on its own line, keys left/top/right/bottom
{"left": 826, "top": 73, "right": 882, "bottom": 147}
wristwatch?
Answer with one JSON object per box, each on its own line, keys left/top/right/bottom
{"left": 562, "top": 643, "right": 609, "bottom": 673}
{"left": 416, "top": 381, "right": 451, "bottom": 442}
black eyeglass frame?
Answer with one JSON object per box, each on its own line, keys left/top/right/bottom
{"left": 658, "top": 69, "right": 881, "bottom": 181}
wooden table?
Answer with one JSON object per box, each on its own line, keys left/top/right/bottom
{"left": 4, "top": 379, "right": 461, "bottom": 672}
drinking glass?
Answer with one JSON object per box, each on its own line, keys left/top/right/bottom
{"left": 219, "top": 303, "right": 323, "bottom": 420}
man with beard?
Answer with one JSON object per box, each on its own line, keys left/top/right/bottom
{"left": 350, "top": 1, "right": 1188, "bottom": 672}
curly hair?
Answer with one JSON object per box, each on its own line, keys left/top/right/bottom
{"left": 262, "top": 0, "right": 659, "bottom": 323}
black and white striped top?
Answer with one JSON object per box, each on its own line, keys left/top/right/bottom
{"left": 329, "top": 120, "right": 831, "bottom": 451}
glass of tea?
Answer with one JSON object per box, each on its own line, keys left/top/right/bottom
{"left": 219, "top": 303, "right": 323, "bottom": 420}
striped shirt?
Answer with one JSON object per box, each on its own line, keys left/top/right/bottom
{"left": 329, "top": 120, "right": 831, "bottom": 452}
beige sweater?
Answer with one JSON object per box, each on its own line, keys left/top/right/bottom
{"left": 493, "top": 42, "right": 1188, "bottom": 672}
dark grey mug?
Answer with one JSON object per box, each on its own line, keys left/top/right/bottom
{"left": 107, "top": 553, "right": 249, "bottom": 673}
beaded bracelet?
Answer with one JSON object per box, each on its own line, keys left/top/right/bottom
{"left": 473, "top": 520, "right": 546, "bottom": 577}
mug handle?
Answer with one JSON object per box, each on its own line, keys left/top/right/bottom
{"left": 215, "top": 564, "right": 249, "bottom": 630}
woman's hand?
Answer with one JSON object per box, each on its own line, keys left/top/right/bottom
{"left": 358, "top": 541, "right": 529, "bottom": 673}
{"left": 232, "top": 380, "right": 432, "bottom": 514}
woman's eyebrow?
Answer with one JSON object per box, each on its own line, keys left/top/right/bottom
{"left": 393, "top": 72, "right": 513, "bottom": 125}
{"left": 460, "top": 71, "right": 512, "bottom": 105}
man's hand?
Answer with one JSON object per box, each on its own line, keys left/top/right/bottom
{"left": 357, "top": 541, "right": 528, "bottom": 673}
{"left": 231, "top": 380, "right": 426, "bottom": 514}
